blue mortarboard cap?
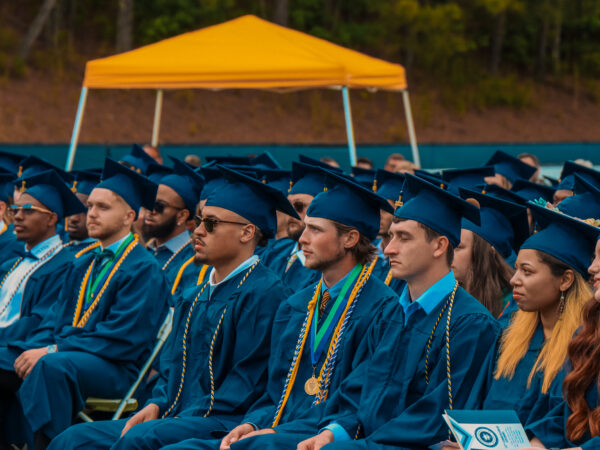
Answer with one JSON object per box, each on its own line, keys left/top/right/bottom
{"left": 199, "top": 164, "right": 226, "bottom": 201}
{"left": 17, "top": 156, "right": 73, "bottom": 184}
{"left": 459, "top": 188, "right": 530, "bottom": 260}
{"left": 521, "top": 202, "right": 600, "bottom": 276}
{"left": 0, "top": 151, "right": 25, "bottom": 174}
{"left": 251, "top": 152, "right": 281, "bottom": 169}
{"left": 510, "top": 179, "right": 556, "bottom": 204}
{"left": 414, "top": 169, "right": 448, "bottom": 189}
{"left": 555, "top": 174, "right": 600, "bottom": 221}
{"left": 0, "top": 170, "right": 16, "bottom": 203}
{"left": 298, "top": 155, "right": 343, "bottom": 173}
{"left": 120, "top": 144, "right": 158, "bottom": 175}
{"left": 557, "top": 161, "right": 600, "bottom": 191}
{"left": 205, "top": 155, "right": 252, "bottom": 166}
{"left": 486, "top": 150, "right": 536, "bottom": 184}
{"left": 205, "top": 166, "right": 299, "bottom": 238}
{"left": 146, "top": 163, "right": 173, "bottom": 185}
{"left": 289, "top": 162, "right": 328, "bottom": 197}
{"left": 351, "top": 166, "right": 376, "bottom": 190}
{"left": 20, "top": 170, "right": 86, "bottom": 220}
{"left": 306, "top": 168, "right": 394, "bottom": 241}
{"left": 477, "top": 183, "right": 528, "bottom": 206}
{"left": 374, "top": 169, "right": 405, "bottom": 202}
{"left": 96, "top": 158, "right": 158, "bottom": 217}
{"left": 160, "top": 157, "right": 205, "bottom": 213}
{"left": 258, "top": 168, "right": 291, "bottom": 194}
{"left": 72, "top": 170, "right": 102, "bottom": 196}
{"left": 544, "top": 175, "right": 559, "bottom": 187}
{"left": 395, "top": 174, "right": 480, "bottom": 247}
{"left": 442, "top": 166, "right": 495, "bottom": 194}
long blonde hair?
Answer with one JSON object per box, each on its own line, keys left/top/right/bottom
{"left": 494, "top": 258, "right": 589, "bottom": 393}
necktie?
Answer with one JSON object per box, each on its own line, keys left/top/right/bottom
{"left": 285, "top": 252, "right": 299, "bottom": 273}
{"left": 318, "top": 290, "right": 331, "bottom": 323}
{"left": 92, "top": 249, "right": 114, "bottom": 280}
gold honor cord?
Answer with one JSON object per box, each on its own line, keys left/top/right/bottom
{"left": 161, "top": 240, "right": 192, "bottom": 272}
{"left": 0, "top": 222, "right": 7, "bottom": 235}
{"left": 367, "top": 256, "right": 394, "bottom": 286}
{"left": 197, "top": 264, "right": 210, "bottom": 285}
{"left": 72, "top": 237, "right": 138, "bottom": 328}
{"left": 171, "top": 256, "right": 194, "bottom": 295}
{"left": 74, "top": 241, "right": 101, "bottom": 259}
{"left": 271, "top": 262, "right": 374, "bottom": 427}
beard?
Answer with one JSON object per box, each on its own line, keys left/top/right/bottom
{"left": 305, "top": 246, "right": 346, "bottom": 272}
{"left": 142, "top": 214, "right": 178, "bottom": 241}
{"left": 287, "top": 220, "right": 305, "bottom": 242}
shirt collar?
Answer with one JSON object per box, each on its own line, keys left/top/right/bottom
{"left": 26, "top": 234, "right": 62, "bottom": 259}
{"left": 148, "top": 230, "right": 191, "bottom": 253}
{"left": 321, "top": 264, "right": 361, "bottom": 299}
{"left": 290, "top": 242, "right": 306, "bottom": 265}
{"left": 399, "top": 271, "right": 457, "bottom": 317}
{"left": 209, "top": 254, "right": 259, "bottom": 291}
{"left": 103, "top": 232, "right": 133, "bottom": 253}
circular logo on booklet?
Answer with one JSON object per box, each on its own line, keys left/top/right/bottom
{"left": 474, "top": 426, "right": 499, "bottom": 448}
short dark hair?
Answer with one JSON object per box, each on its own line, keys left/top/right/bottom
{"left": 253, "top": 227, "right": 269, "bottom": 247}
{"left": 356, "top": 157, "right": 373, "bottom": 168}
{"left": 392, "top": 217, "right": 454, "bottom": 266}
{"left": 333, "top": 222, "right": 377, "bottom": 265}
{"left": 386, "top": 153, "right": 405, "bottom": 163}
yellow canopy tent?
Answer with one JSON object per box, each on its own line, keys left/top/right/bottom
{"left": 66, "top": 15, "right": 419, "bottom": 169}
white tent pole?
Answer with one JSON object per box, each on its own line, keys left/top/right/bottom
{"left": 401, "top": 89, "right": 420, "bottom": 168}
{"left": 341, "top": 86, "right": 357, "bottom": 166}
{"left": 65, "top": 87, "right": 88, "bottom": 171}
{"left": 151, "top": 89, "right": 163, "bottom": 147}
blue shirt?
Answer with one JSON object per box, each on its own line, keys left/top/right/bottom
{"left": 0, "top": 234, "right": 63, "bottom": 327}
{"left": 148, "top": 230, "right": 191, "bottom": 258}
{"left": 398, "top": 271, "right": 456, "bottom": 325}
{"left": 321, "top": 264, "right": 357, "bottom": 300}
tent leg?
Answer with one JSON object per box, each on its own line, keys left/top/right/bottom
{"left": 65, "top": 87, "right": 88, "bottom": 171}
{"left": 401, "top": 90, "right": 420, "bottom": 168}
{"left": 342, "top": 87, "right": 357, "bottom": 167}
{"left": 151, "top": 89, "right": 163, "bottom": 147}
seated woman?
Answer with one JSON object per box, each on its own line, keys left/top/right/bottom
{"left": 525, "top": 236, "right": 600, "bottom": 449}
{"left": 453, "top": 189, "right": 529, "bottom": 318}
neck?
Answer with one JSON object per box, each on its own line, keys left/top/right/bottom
{"left": 101, "top": 228, "right": 130, "bottom": 248}
{"left": 212, "top": 245, "right": 255, "bottom": 284}
{"left": 26, "top": 229, "right": 56, "bottom": 251}
{"left": 407, "top": 266, "right": 450, "bottom": 301}
{"left": 155, "top": 226, "right": 187, "bottom": 247}
{"left": 539, "top": 304, "right": 560, "bottom": 340}
{"left": 322, "top": 255, "right": 359, "bottom": 289}
{"left": 275, "top": 229, "right": 287, "bottom": 239}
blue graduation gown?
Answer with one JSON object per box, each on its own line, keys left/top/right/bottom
{"left": 0, "top": 224, "right": 24, "bottom": 265}
{"left": 319, "top": 286, "right": 500, "bottom": 450}
{"left": 148, "top": 240, "right": 196, "bottom": 294}
{"left": 525, "top": 367, "right": 599, "bottom": 449}
{"left": 50, "top": 261, "right": 292, "bottom": 450}
{"left": 497, "top": 293, "right": 518, "bottom": 328}
{"left": 8, "top": 242, "right": 170, "bottom": 443}
{"left": 61, "top": 239, "right": 98, "bottom": 256}
{"left": 260, "top": 238, "right": 320, "bottom": 292}
{"left": 0, "top": 247, "right": 73, "bottom": 347}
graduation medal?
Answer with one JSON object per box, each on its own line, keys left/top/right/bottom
{"left": 304, "top": 375, "right": 320, "bottom": 395}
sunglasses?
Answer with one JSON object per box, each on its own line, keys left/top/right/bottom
{"left": 9, "top": 204, "right": 54, "bottom": 215}
{"left": 153, "top": 201, "right": 185, "bottom": 214}
{"left": 194, "top": 215, "right": 249, "bottom": 233}
{"left": 293, "top": 201, "right": 309, "bottom": 214}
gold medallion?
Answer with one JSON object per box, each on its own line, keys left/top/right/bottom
{"left": 304, "top": 376, "right": 320, "bottom": 395}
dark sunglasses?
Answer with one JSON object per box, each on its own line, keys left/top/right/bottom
{"left": 153, "top": 201, "right": 185, "bottom": 214}
{"left": 9, "top": 204, "right": 53, "bottom": 215}
{"left": 293, "top": 201, "right": 309, "bottom": 214}
{"left": 194, "top": 215, "right": 250, "bottom": 233}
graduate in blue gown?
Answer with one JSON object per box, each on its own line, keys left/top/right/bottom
{"left": 292, "top": 173, "right": 500, "bottom": 450}
{"left": 63, "top": 170, "right": 101, "bottom": 256}
{"left": 142, "top": 157, "right": 204, "bottom": 295}
{"left": 553, "top": 160, "right": 600, "bottom": 205}
{"left": 0, "top": 160, "right": 170, "bottom": 449}
{"left": 49, "top": 165, "right": 299, "bottom": 450}
{"left": 0, "top": 170, "right": 24, "bottom": 265}
{"left": 0, "top": 170, "right": 83, "bottom": 348}
{"left": 260, "top": 161, "right": 325, "bottom": 292}
{"left": 484, "top": 150, "right": 537, "bottom": 190}
{"left": 524, "top": 236, "right": 600, "bottom": 449}
{"left": 467, "top": 203, "right": 596, "bottom": 432}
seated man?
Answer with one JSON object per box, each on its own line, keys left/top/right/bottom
{"left": 0, "top": 170, "right": 83, "bottom": 346}
{"left": 294, "top": 174, "right": 500, "bottom": 449}
{"left": 0, "top": 170, "right": 23, "bottom": 264}
{"left": 64, "top": 169, "right": 101, "bottom": 255}
{"left": 49, "top": 165, "right": 298, "bottom": 450}
{"left": 0, "top": 160, "right": 170, "bottom": 449}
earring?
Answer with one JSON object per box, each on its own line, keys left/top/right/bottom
{"left": 177, "top": 222, "right": 181, "bottom": 226}
{"left": 559, "top": 291, "right": 566, "bottom": 314}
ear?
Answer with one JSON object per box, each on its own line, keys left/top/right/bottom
{"left": 341, "top": 229, "right": 360, "bottom": 250}
{"left": 239, "top": 223, "right": 256, "bottom": 244}
{"left": 124, "top": 209, "right": 136, "bottom": 226}
{"left": 431, "top": 235, "right": 450, "bottom": 260}
{"left": 559, "top": 269, "right": 575, "bottom": 292}
{"left": 47, "top": 212, "right": 58, "bottom": 228}
{"left": 176, "top": 208, "right": 190, "bottom": 225}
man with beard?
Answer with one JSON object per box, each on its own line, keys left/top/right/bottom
{"left": 260, "top": 162, "right": 324, "bottom": 291}
{"left": 64, "top": 170, "right": 101, "bottom": 255}
{"left": 143, "top": 158, "right": 203, "bottom": 295}
{"left": 49, "top": 165, "right": 297, "bottom": 449}
{"left": 0, "top": 159, "right": 170, "bottom": 449}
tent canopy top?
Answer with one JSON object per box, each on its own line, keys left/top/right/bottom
{"left": 83, "top": 15, "right": 407, "bottom": 91}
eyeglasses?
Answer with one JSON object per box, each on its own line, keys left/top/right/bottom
{"left": 194, "top": 215, "right": 249, "bottom": 233}
{"left": 153, "top": 201, "right": 185, "bottom": 214}
{"left": 293, "top": 201, "right": 309, "bottom": 214}
{"left": 9, "top": 204, "right": 54, "bottom": 215}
